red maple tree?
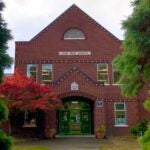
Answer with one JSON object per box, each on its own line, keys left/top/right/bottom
{"left": 0, "top": 69, "right": 61, "bottom": 111}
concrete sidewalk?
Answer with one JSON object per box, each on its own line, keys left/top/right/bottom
{"left": 15, "top": 137, "right": 110, "bottom": 150}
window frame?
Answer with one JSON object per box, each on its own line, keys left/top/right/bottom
{"left": 23, "top": 110, "right": 37, "bottom": 128}
{"left": 27, "top": 64, "right": 38, "bottom": 82}
{"left": 42, "top": 64, "right": 53, "bottom": 83}
{"left": 63, "top": 28, "right": 86, "bottom": 40}
{"left": 112, "top": 64, "right": 120, "bottom": 85}
{"left": 114, "top": 102, "right": 128, "bottom": 127}
{"left": 97, "top": 63, "right": 109, "bottom": 85}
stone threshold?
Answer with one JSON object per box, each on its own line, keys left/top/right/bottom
{"left": 55, "top": 135, "right": 96, "bottom": 138}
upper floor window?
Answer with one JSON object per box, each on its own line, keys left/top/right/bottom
{"left": 42, "top": 64, "right": 52, "bottom": 83}
{"left": 97, "top": 63, "right": 109, "bottom": 84}
{"left": 27, "top": 64, "right": 38, "bottom": 81}
{"left": 64, "top": 28, "right": 85, "bottom": 40}
{"left": 113, "top": 65, "right": 121, "bottom": 84}
{"left": 114, "top": 102, "right": 127, "bottom": 126}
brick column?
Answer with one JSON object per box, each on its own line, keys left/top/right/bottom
{"left": 94, "top": 101, "right": 106, "bottom": 133}
{"left": 44, "top": 110, "right": 57, "bottom": 138}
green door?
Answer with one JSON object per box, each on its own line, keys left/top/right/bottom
{"left": 59, "top": 100, "right": 92, "bottom": 135}
{"left": 80, "top": 110, "right": 91, "bottom": 134}
{"left": 59, "top": 110, "right": 70, "bottom": 134}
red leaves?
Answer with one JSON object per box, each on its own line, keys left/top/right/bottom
{"left": 0, "top": 69, "right": 61, "bottom": 111}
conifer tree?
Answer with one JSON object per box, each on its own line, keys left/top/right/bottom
{"left": 113, "top": 0, "right": 150, "bottom": 149}
{"left": 0, "top": 1, "right": 13, "bottom": 149}
{"left": 0, "top": 0, "right": 13, "bottom": 83}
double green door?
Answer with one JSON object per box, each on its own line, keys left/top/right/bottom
{"left": 59, "top": 101, "right": 91, "bottom": 135}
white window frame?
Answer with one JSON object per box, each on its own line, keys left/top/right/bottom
{"left": 97, "top": 63, "right": 109, "bottom": 85}
{"left": 23, "top": 110, "right": 37, "bottom": 128}
{"left": 114, "top": 102, "right": 128, "bottom": 127}
{"left": 27, "top": 64, "right": 38, "bottom": 82}
{"left": 42, "top": 64, "right": 53, "bottom": 83}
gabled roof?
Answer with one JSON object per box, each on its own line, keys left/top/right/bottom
{"left": 29, "top": 4, "right": 121, "bottom": 43}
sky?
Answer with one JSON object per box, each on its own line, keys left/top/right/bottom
{"left": 3, "top": 0, "right": 133, "bottom": 73}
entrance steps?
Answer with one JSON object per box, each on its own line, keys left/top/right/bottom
{"left": 55, "top": 135, "right": 95, "bottom": 138}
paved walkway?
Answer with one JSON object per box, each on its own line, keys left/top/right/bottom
{"left": 15, "top": 137, "right": 110, "bottom": 150}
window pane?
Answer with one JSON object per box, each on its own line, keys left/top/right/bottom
{"left": 98, "top": 63, "right": 107, "bottom": 71}
{"left": 64, "top": 29, "right": 85, "bottom": 39}
{"left": 42, "top": 64, "right": 52, "bottom": 70}
{"left": 115, "top": 103, "right": 125, "bottom": 110}
{"left": 42, "top": 64, "right": 52, "bottom": 82}
{"left": 114, "top": 71, "right": 121, "bottom": 84}
{"left": 115, "top": 111, "right": 126, "bottom": 125}
{"left": 27, "top": 64, "right": 37, "bottom": 81}
{"left": 24, "top": 111, "right": 37, "bottom": 127}
{"left": 97, "top": 63, "right": 109, "bottom": 84}
{"left": 98, "top": 73, "right": 108, "bottom": 83}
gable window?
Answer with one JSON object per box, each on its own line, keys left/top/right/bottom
{"left": 113, "top": 65, "right": 121, "bottom": 84}
{"left": 64, "top": 28, "right": 85, "bottom": 40}
{"left": 97, "top": 63, "right": 109, "bottom": 84}
{"left": 42, "top": 64, "right": 52, "bottom": 83}
{"left": 23, "top": 110, "right": 37, "bottom": 127}
{"left": 27, "top": 64, "right": 38, "bottom": 81}
{"left": 114, "top": 102, "right": 127, "bottom": 126}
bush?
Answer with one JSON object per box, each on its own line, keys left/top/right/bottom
{"left": 140, "top": 126, "right": 150, "bottom": 150}
{"left": 0, "top": 100, "right": 8, "bottom": 121}
{"left": 130, "top": 119, "right": 148, "bottom": 136}
{"left": 0, "top": 130, "right": 12, "bottom": 150}
{"left": 0, "top": 99, "right": 13, "bottom": 150}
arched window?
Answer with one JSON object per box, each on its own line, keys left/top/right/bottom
{"left": 64, "top": 28, "right": 85, "bottom": 40}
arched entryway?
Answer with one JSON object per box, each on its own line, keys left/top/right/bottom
{"left": 58, "top": 96, "right": 94, "bottom": 135}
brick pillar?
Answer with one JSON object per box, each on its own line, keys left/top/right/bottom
{"left": 44, "top": 110, "right": 57, "bottom": 138}
{"left": 94, "top": 100, "right": 106, "bottom": 133}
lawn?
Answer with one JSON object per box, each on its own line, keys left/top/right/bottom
{"left": 12, "top": 146, "right": 49, "bottom": 150}
{"left": 100, "top": 136, "right": 141, "bottom": 150}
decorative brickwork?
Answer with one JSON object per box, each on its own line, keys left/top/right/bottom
{"left": 14, "top": 4, "right": 149, "bottom": 137}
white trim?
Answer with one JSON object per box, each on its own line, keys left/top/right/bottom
{"left": 64, "top": 37, "right": 85, "bottom": 40}
{"left": 114, "top": 125, "right": 128, "bottom": 127}
{"left": 112, "top": 84, "right": 119, "bottom": 86}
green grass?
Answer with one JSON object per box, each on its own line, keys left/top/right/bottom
{"left": 12, "top": 146, "right": 49, "bottom": 150}
{"left": 100, "top": 136, "right": 141, "bottom": 150}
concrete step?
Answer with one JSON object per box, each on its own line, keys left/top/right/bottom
{"left": 55, "top": 134, "right": 96, "bottom": 138}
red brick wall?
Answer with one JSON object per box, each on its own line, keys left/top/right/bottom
{"left": 15, "top": 5, "right": 149, "bottom": 136}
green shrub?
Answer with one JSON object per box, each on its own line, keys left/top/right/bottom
{"left": 130, "top": 119, "right": 148, "bottom": 136}
{"left": 0, "top": 100, "right": 8, "bottom": 121}
{"left": 0, "top": 99, "right": 13, "bottom": 150}
{"left": 140, "top": 126, "right": 150, "bottom": 150}
{"left": 0, "top": 130, "right": 12, "bottom": 150}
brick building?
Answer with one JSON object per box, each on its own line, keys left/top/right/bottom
{"left": 14, "top": 5, "right": 149, "bottom": 137}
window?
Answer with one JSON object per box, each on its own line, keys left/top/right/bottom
{"left": 113, "top": 65, "right": 121, "bottom": 84}
{"left": 114, "top": 102, "right": 127, "bottom": 126}
{"left": 23, "top": 110, "right": 37, "bottom": 127}
{"left": 27, "top": 64, "right": 38, "bottom": 81}
{"left": 97, "top": 63, "right": 109, "bottom": 84}
{"left": 42, "top": 64, "right": 52, "bottom": 83}
{"left": 64, "top": 28, "right": 85, "bottom": 40}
